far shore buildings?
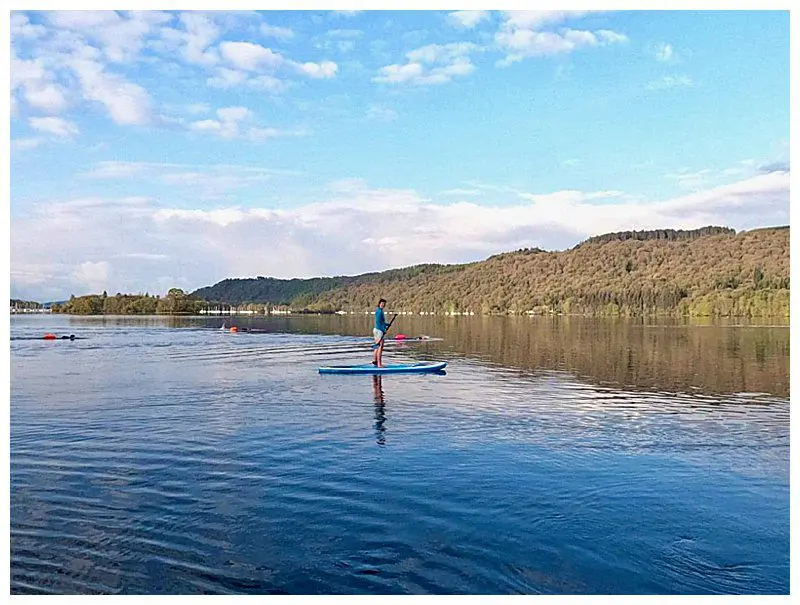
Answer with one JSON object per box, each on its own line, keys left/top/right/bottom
{"left": 10, "top": 304, "right": 50, "bottom": 314}
{"left": 198, "top": 306, "right": 480, "bottom": 316}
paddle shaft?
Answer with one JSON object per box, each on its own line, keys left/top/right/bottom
{"left": 374, "top": 313, "right": 398, "bottom": 349}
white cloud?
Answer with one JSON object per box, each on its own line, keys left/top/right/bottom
{"left": 316, "top": 29, "right": 363, "bottom": 53}
{"left": 442, "top": 188, "right": 480, "bottom": 196}
{"left": 67, "top": 57, "right": 152, "bottom": 124}
{"left": 44, "top": 10, "right": 122, "bottom": 30}
{"left": 447, "top": 10, "right": 491, "bottom": 29}
{"left": 406, "top": 42, "right": 478, "bottom": 64}
{"left": 374, "top": 62, "right": 424, "bottom": 84}
{"left": 10, "top": 52, "right": 68, "bottom": 114}
{"left": 216, "top": 106, "right": 250, "bottom": 122}
{"left": 10, "top": 53, "right": 46, "bottom": 91}
{"left": 11, "top": 170, "right": 790, "bottom": 301}
{"left": 665, "top": 168, "right": 714, "bottom": 190}
{"left": 186, "top": 102, "right": 210, "bottom": 114}
{"left": 294, "top": 60, "right": 338, "bottom": 79}
{"left": 375, "top": 42, "right": 478, "bottom": 85}
{"left": 495, "top": 11, "right": 627, "bottom": 65}
{"left": 211, "top": 41, "right": 336, "bottom": 86}
{"left": 219, "top": 41, "right": 284, "bottom": 71}
{"left": 83, "top": 161, "right": 148, "bottom": 179}
{"left": 260, "top": 22, "right": 294, "bottom": 40}
{"left": 647, "top": 75, "right": 694, "bottom": 90}
{"left": 11, "top": 13, "right": 47, "bottom": 39}
{"left": 72, "top": 261, "right": 112, "bottom": 292}
{"left": 654, "top": 42, "right": 678, "bottom": 63}
{"left": 185, "top": 105, "right": 298, "bottom": 142}
{"left": 503, "top": 10, "right": 592, "bottom": 30}
{"left": 664, "top": 162, "right": 771, "bottom": 191}
{"left": 597, "top": 30, "right": 628, "bottom": 44}
{"left": 366, "top": 105, "right": 398, "bottom": 122}
{"left": 249, "top": 74, "right": 287, "bottom": 92}
{"left": 42, "top": 10, "right": 173, "bottom": 63}
{"left": 328, "top": 178, "right": 368, "bottom": 192}
{"left": 159, "top": 12, "right": 221, "bottom": 67}
{"left": 120, "top": 252, "right": 169, "bottom": 261}
{"left": 190, "top": 119, "right": 227, "bottom": 136}
{"left": 24, "top": 82, "right": 69, "bottom": 114}
{"left": 246, "top": 127, "right": 283, "bottom": 142}
{"left": 518, "top": 189, "right": 625, "bottom": 206}
{"left": 29, "top": 116, "right": 79, "bottom": 138}
{"left": 206, "top": 66, "right": 249, "bottom": 88}
{"left": 327, "top": 29, "right": 362, "bottom": 38}
{"left": 12, "top": 138, "right": 43, "bottom": 151}
{"left": 12, "top": 17, "right": 157, "bottom": 125}
{"left": 336, "top": 39, "right": 357, "bottom": 53}
{"left": 207, "top": 66, "right": 288, "bottom": 92}
{"left": 81, "top": 160, "right": 289, "bottom": 199}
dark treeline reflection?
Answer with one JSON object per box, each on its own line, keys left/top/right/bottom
{"left": 66, "top": 314, "right": 790, "bottom": 398}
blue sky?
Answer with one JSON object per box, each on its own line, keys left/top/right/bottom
{"left": 9, "top": 9, "right": 790, "bottom": 301}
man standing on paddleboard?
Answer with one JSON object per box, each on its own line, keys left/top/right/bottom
{"left": 373, "top": 298, "right": 390, "bottom": 367}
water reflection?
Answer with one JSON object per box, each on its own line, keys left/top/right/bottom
{"left": 223, "top": 315, "right": 790, "bottom": 397}
{"left": 45, "top": 313, "right": 790, "bottom": 397}
{"left": 10, "top": 314, "right": 789, "bottom": 594}
{"left": 372, "top": 376, "right": 386, "bottom": 447}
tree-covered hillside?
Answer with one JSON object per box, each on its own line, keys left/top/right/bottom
{"left": 191, "top": 264, "right": 463, "bottom": 305}
{"left": 302, "top": 227, "right": 789, "bottom": 317}
{"left": 48, "top": 226, "right": 790, "bottom": 317}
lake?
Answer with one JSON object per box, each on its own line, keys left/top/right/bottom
{"left": 9, "top": 313, "right": 790, "bottom": 594}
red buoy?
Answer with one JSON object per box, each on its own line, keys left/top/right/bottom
{"left": 43, "top": 333, "right": 56, "bottom": 340}
{"left": 395, "top": 334, "right": 407, "bottom": 340}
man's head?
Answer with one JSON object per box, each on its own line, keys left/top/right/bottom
{"left": 378, "top": 298, "right": 386, "bottom": 308}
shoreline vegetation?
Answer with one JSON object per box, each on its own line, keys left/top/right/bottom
{"left": 38, "top": 226, "right": 789, "bottom": 318}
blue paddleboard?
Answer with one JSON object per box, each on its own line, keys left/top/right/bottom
{"left": 318, "top": 361, "right": 447, "bottom": 375}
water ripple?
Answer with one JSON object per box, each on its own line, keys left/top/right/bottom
{"left": 10, "top": 316, "right": 789, "bottom": 594}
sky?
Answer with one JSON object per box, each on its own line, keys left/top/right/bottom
{"left": 8, "top": 8, "right": 791, "bottom": 302}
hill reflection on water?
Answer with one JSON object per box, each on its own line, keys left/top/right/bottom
{"left": 66, "top": 314, "right": 788, "bottom": 399}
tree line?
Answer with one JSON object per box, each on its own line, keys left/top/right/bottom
{"left": 578, "top": 226, "right": 735, "bottom": 246}
{"left": 190, "top": 263, "right": 461, "bottom": 305}
{"left": 10, "top": 299, "right": 43, "bottom": 310}
{"left": 50, "top": 289, "right": 208, "bottom": 315}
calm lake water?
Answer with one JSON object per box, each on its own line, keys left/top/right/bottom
{"left": 10, "top": 314, "right": 789, "bottom": 594}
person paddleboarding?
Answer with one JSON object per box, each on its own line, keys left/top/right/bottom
{"left": 373, "top": 298, "right": 391, "bottom": 367}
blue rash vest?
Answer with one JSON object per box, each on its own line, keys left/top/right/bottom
{"left": 375, "top": 307, "right": 389, "bottom": 332}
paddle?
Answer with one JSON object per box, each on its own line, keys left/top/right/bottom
{"left": 372, "top": 313, "right": 398, "bottom": 350}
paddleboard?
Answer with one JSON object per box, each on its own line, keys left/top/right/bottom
{"left": 384, "top": 336, "right": 443, "bottom": 343}
{"left": 318, "top": 361, "right": 447, "bottom": 375}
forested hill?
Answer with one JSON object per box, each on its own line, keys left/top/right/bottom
{"left": 300, "top": 226, "right": 789, "bottom": 317}
{"left": 189, "top": 226, "right": 789, "bottom": 317}
{"left": 191, "top": 263, "right": 461, "bottom": 306}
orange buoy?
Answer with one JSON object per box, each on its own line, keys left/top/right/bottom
{"left": 43, "top": 333, "right": 57, "bottom": 340}
{"left": 230, "top": 326, "right": 238, "bottom": 333}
